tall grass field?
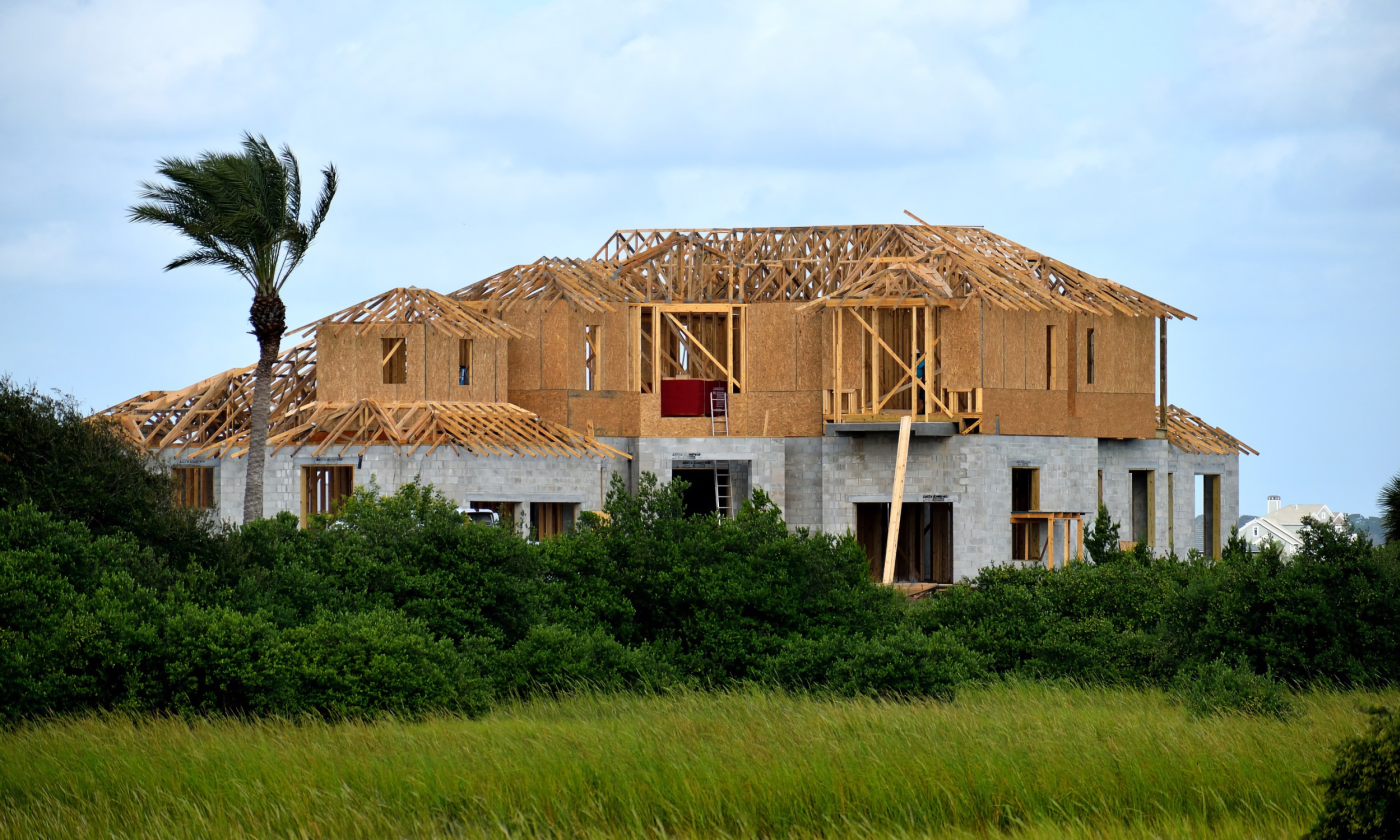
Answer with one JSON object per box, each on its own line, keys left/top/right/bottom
{"left": 1, "top": 683, "right": 1391, "bottom": 839}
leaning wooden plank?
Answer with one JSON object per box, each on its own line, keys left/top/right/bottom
{"left": 882, "top": 415, "right": 913, "bottom": 586}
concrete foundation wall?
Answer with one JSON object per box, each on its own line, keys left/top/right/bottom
{"left": 169, "top": 432, "right": 1239, "bottom": 580}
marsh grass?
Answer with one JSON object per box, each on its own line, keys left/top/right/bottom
{"left": 1, "top": 682, "right": 1392, "bottom": 839}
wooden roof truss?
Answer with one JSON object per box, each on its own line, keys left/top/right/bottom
{"left": 100, "top": 340, "right": 319, "bottom": 458}
{"left": 452, "top": 257, "right": 643, "bottom": 314}
{"left": 287, "top": 286, "right": 524, "bottom": 339}
{"left": 588, "top": 216, "right": 1192, "bottom": 318}
{"left": 264, "top": 399, "right": 628, "bottom": 459}
{"left": 1161, "top": 405, "right": 1258, "bottom": 456}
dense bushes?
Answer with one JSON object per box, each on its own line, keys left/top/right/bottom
{"left": 1306, "top": 706, "right": 1400, "bottom": 839}
{"left": 2, "top": 380, "right": 1399, "bottom": 720}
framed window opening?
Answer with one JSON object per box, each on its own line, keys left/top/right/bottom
{"left": 458, "top": 338, "right": 473, "bottom": 386}
{"left": 532, "top": 502, "right": 575, "bottom": 540}
{"left": 1130, "top": 469, "right": 1156, "bottom": 547}
{"left": 1011, "top": 467, "right": 1041, "bottom": 561}
{"left": 302, "top": 465, "right": 354, "bottom": 525}
{"left": 173, "top": 466, "right": 215, "bottom": 509}
{"left": 381, "top": 337, "right": 408, "bottom": 385}
{"left": 1086, "top": 328, "right": 1096, "bottom": 385}
{"left": 636, "top": 304, "right": 745, "bottom": 396}
{"left": 1045, "top": 325, "right": 1057, "bottom": 390}
{"left": 1200, "top": 473, "right": 1222, "bottom": 558}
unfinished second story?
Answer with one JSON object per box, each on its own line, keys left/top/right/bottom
{"left": 451, "top": 220, "right": 1193, "bottom": 441}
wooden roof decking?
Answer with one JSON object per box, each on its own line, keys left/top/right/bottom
{"left": 1162, "top": 405, "right": 1258, "bottom": 456}
{"left": 286, "top": 286, "right": 525, "bottom": 339}
{"left": 264, "top": 400, "right": 629, "bottom": 459}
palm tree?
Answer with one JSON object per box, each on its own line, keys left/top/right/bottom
{"left": 1381, "top": 471, "right": 1400, "bottom": 545}
{"left": 130, "top": 133, "right": 336, "bottom": 523}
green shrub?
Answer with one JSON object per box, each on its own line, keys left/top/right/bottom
{"left": 760, "top": 626, "right": 986, "bottom": 699}
{"left": 0, "top": 377, "right": 211, "bottom": 560}
{"left": 1305, "top": 706, "right": 1400, "bottom": 839}
{"left": 496, "top": 625, "right": 678, "bottom": 696}
{"left": 266, "top": 610, "right": 493, "bottom": 718}
{"left": 1170, "top": 658, "right": 1293, "bottom": 719}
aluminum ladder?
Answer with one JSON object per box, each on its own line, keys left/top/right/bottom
{"left": 714, "top": 462, "right": 732, "bottom": 519}
{"left": 710, "top": 388, "right": 729, "bottom": 436}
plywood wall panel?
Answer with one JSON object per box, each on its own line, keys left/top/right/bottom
{"left": 742, "top": 391, "right": 823, "bottom": 437}
{"left": 745, "top": 304, "right": 797, "bottom": 392}
{"left": 540, "top": 303, "right": 571, "bottom": 391}
{"left": 795, "top": 307, "right": 823, "bottom": 392}
{"left": 940, "top": 306, "right": 980, "bottom": 390}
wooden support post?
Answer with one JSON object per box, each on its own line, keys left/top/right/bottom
{"left": 1062, "top": 516, "right": 1070, "bottom": 569}
{"left": 1046, "top": 520, "right": 1054, "bottom": 570}
{"left": 1068, "top": 312, "right": 1078, "bottom": 417}
{"left": 1076, "top": 517, "right": 1083, "bottom": 560}
{"left": 862, "top": 308, "right": 873, "bottom": 414}
{"left": 834, "top": 309, "right": 843, "bottom": 422}
{"left": 923, "top": 304, "right": 933, "bottom": 419}
{"left": 882, "top": 415, "right": 912, "bottom": 585}
{"left": 1159, "top": 316, "right": 1168, "bottom": 430}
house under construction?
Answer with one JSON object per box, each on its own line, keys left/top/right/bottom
{"left": 105, "top": 215, "right": 1255, "bottom": 588}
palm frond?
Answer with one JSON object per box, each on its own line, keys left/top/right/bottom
{"left": 1380, "top": 471, "right": 1400, "bottom": 545}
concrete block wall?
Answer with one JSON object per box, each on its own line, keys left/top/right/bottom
{"left": 783, "top": 437, "right": 824, "bottom": 531}
{"left": 634, "top": 437, "right": 788, "bottom": 515}
{"left": 167, "top": 432, "right": 1240, "bottom": 581}
{"left": 816, "top": 434, "right": 1098, "bottom": 578}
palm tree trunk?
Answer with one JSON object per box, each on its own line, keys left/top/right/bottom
{"left": 244, "top": 294, "right": 286, "bottom": 523}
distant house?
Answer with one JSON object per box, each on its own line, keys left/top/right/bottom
{"left": 1236, "top": 496, "right": 1347, "bottom": 555}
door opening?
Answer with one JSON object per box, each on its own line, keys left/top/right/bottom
{"left": 855, "top": 501, "right": 953, "bottom": 584}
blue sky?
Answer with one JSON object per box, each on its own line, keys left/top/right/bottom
{"left": 1, "top": 0, "right": 1396, "bottom": 515}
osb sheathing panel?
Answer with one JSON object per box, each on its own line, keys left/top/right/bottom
{"left": 504, "top": 308, "right": 542, "bottom": 391}
{"left": 985, "top": 389, "right": 1155, "bottom": 439}
{"left": 795, "top": 307, "right": 824, "bottom": 392}
{"left": 833, "top": 310, "right": 865, "bottom": 394}
{"left": 316, "top": 324, "right": 503, "bottom": 404}
{"left": 980, "top": 302, "right": 1004, "bottom": 390}
{"left": 566, "top": 391, "right": 640, "bottom": 437}
{"left": 541, "top": 303, "right": 571, "bottom": 391}
{"left": 745, "top": 303, "right": 798, "bottom": 392}
{"left": 939, "top": 306, "right": 982, "bottom": 391}
{"left": 597, "top": 308, "right": 631, "bottom": 393}
{"left": 741, "top": 391, "right": 823, "bottom": 437}
{"left": 508, "top": 389, "right": 569, "bottom": 427}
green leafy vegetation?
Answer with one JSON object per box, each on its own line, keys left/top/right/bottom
{"left": 3, "top": 381, "right": 1400, "bottom": 722}
{"left": 1306, "top": 705, "right": 1400, "bottom": 840}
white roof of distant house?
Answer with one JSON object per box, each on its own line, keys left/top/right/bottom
{"left": 1265, "top": 504, "right": 1332, "bottom": 528}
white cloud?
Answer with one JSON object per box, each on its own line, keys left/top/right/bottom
{"left": 0, "top": 0, "right": 265, "bottom": 127}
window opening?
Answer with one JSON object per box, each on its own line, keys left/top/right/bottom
{"left": 1011, "top": 467, "right": 1041, "bottom": 561}
{"left": 1129, "top": 470, "right": 1155, "bottom": 546}
{"left": 1097, "top": 468, "right": 1104, "bottom": 508}
{"left": 531, "top": 502, "right": 575, "bottom": 539}
{"left": 458, "top": 338, "right": 473, "bottom": 386}
{"left": 1201, "top": 474, "right": 1222, "bottom": 558}
{"left": 302, "top": 465, "right": 354, "bottom": 523}
{"left": 1045, "top": 325, "right": 1056, "bottom": 390}
{"left": 1086, "top": 328, "right": 1096, "bottom": 385}
{"left": 584, "top": 324, "right": 600, "bottom": 391}
{"left": 381, "top": 337, "right": 408, "bottom": 385}
{"left": 173, "top": 466, "right": 214, "bottom": 509}
{"left": 855, "top": 502, "right": 953, "bottom": 584}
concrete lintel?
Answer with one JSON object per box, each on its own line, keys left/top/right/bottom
{"left": 825, "top": 421, "right": 958, "bottom": 437}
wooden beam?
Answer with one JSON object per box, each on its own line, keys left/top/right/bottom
{"left": 1159, "top": 316, "right": 1167, "bottom": 430}
{"left": 882, "top": 415, "right": 913, "bottom": 585}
